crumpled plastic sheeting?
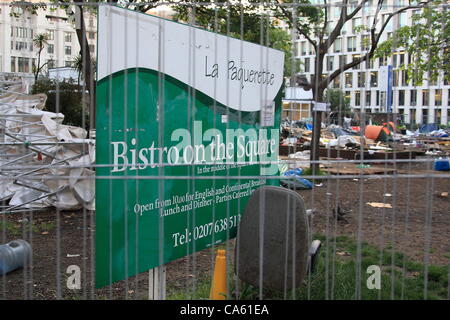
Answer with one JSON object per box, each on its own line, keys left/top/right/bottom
{"left": 0, "top": 84, "right": 95, "bottom": 211}
{"left": 287, "top": 150, "right": 310, "bottom": 169}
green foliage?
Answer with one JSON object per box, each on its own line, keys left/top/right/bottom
{"left": 32, "top": 78, "right": 90, "bottom": 129}
{"left": 325, "top": 88, "right": 352, "bottom": 117}
{"left": 375, "top": 0, "right": 449, "bottom": 86}
{"left": 0, "top": 221, "right": 21, "bottom": 237}
{"left": 172, "top": 0, "right": 305, "bottom": 77}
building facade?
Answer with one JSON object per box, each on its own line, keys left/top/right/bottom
{"left": 296, "top": 0, "right": 449, "bottom": 126}
{"left": 0, "top": 1, "right": 96, "bottom": 79}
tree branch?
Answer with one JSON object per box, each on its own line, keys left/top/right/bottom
{"left": 322, "top": 0, "right": 434, "bottom": 88}
{"left": 276, "top": 0, "right": 317, "bottom": 49}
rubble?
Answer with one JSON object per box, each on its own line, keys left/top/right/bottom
{"left": 0, "top": 80, "right": 95, "bottom": 213}
{"left": 280, "top": 117, "right": 450, "bottom": 163}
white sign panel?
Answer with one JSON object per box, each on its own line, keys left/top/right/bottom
{"left": 312, "top": 101, "right": 330, "bottom": 112}
{"left": 97, "top": 6, "right": 285, "bottom": 112}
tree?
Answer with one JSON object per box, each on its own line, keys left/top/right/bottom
{"left": 325, "top": 88, "right": 352, "bottom": 123}
{"left": 72, "top": 54, "right": 83, "bottom": 86}
{"left": 375, "top": 0, "right": 449, "bottom": 86}
{"left": 32, "top": 33, "right": 49, "bottom": 81}
{"left": 267, "top": 0, "right": 435, "bottom": 171}
{"left": 173, "top": 1, "right": 301, "bottom": 77}
{"left": 32, "top": 78, "right": 89, "bottom": 129}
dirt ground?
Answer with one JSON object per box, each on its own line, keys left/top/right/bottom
{"left": 1, "top": 160, "right": 449, "bottom": 300}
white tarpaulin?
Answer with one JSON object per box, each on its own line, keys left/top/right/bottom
{"left": 0, "top": 82, "right": 95, "bottom": 212}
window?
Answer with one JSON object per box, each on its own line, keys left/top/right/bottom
{"left": 366, "top": 58, "right": 374, "bottom": 69}
{"left": 361, "top": 35, "right": 370, "bottom": 51}
{"left": 333, "top": 76, "right": 341, "bottom": 88}
{"left": 366, "top": 91, "right": 371, "bottom": 106}
{"left": 300, "top": 42, "right": 307, "bottom": 55}
{"left": 12, "top": 6, "right": 24, "bottom": 15}
{"left": 378, "top": 55, "right": 388, "bottom": 67}
{"left": 355, "top": 91, "right": 361, "bottom": 106}
{"left": 11, "top": 57, "right": 16, "bottom": 72}
{"left": 376, "top": 90, "right": 380, "bottom": 105}
{"left": 65, "top": 45, "right": 72, "bottom": 55}
{"left": 334, "top": 3, "right": 341, "bottom": 18}
{"left": 399, "top": 53, "right": 405, "bottom": 66}
{"left": 393, "top": 70, "right": 399, "bottom": 87}
{"left": 398, "top": 12, "right": 407, "bottom": 27}
{"left": 398, "top": 90, "right": 405, "bottom": 106}
{"left": 65, "top": 60, "right": 73, "bottom": 67}
{"left": 345, "top": 73, "right": 352, "bottom": 88}
{"left": 410, "top": 90, "right": 417, "bottom": 106}
{"left": 339, "top": 55, "right": 347, "bottom": 69}
{"left": 401, "top": 70, "right": 407, "bottom": 86}
{"left": 304, "top": 57, "right": 310, "bottom": 73}
{"left": 334, "top": 38, "right": 342, "bottom": 53}
{"left": 428, "top": 74, "right": 438, "bottom": 86}
{"left": 382, "top": 14, "right": 393, "bottom": 32}
{"left": 64, "top": 32, "right": 72, "bottom": 43}
{"left": 435, "top": 109, "right": 441, "bottom": 124}
{"left": 345, "top": 91, "right": 351, "bottom": 101}
{"left": 435, "top": 89, "right": 442, "bottom": 106}
{"left": 89, "top": 44, "right": 95, "bottom": 53}
{"left": 380, "top": 92, "right": 386, "bottom": 108}
{"left": 88, "top": 32, "right": 95, "bottom": 40}
{"left": 89, "top": 18, "right": 94, "bottom": 27}
{"left": 422, "top": 109, "right": 428, "bottom": 124}
{"left": 422, "top": 89, "right": 429, "bottom": 106}
{"left": 326, "top": 21, "right": 333, "bottom": 34}
{"left": 47, "top": 44, "right": 54, "bottom": 54}
{"left": 352, "top": 18, "right": 361, "bottom": 33}
{"left": 358, "top": 72, "right": 365, "bottom": 87}
{"left": 347, "top": 36, "right": 356, "bottom": 52}
{"left": 18, "top": 57, "right": 29, "bottom": 73}
{"left": 352, "top": 54, "right": 361, "bottom": 70}
{"left": 47, "top": 30, "right": 54, "bottom": 40}
{"left": 326, "top": 56, "right": 334, "bottom": 71}
{"left": 370, "top": 71, "right": 378, "bottom": 87}
{"left": 15, "top": 42, "right": 27, "bottom": 51}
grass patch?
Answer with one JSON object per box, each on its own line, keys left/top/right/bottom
{"left": 167, "top": 236, "right": 448, "bottom": 300}
{"left": 0, "top": 220, "right": 56, "bottom": 236}
{"left": 301, "top": 168, "right": 327, "bottom": 177}
{"left": 0, "top": 221, "right": 21, "bottom": 236}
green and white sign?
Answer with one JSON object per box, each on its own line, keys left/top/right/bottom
{"left": 95, "top": 6, "right": 284, "bottom": 288}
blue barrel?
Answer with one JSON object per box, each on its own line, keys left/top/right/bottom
{"left": 434, "top": 159, "right": 450, "bottom": 171}
{"left": 0, "top": 240, "right": 32, "bottom": 275}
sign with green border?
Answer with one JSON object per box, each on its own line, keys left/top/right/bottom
{"left": 95, "top": 6, "right": 284, "bottom": 288}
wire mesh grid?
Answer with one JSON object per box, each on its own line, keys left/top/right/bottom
{"left": 0, "top": 0, "right": 449, "bottom": 300}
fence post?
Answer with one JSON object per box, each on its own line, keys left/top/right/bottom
{"left": 148, "top": 266, "right": 166, "bottom": 300}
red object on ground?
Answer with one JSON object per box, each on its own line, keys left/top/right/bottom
{"left": 365, "top": 125, "right": 384, "bottom": 140}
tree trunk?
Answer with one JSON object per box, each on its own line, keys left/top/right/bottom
{"left": 35, "top": 46, "right": 42, "bottom": 81}
{"left": 74, "top": 5, "right": 96, "bottom": 129}
{"left": 310, "top": 86, "right": 325, "bottom": 174}
{"left": 309, "top": 47, "right": 326, "bottom": 174}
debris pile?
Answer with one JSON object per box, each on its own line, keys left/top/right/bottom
{"left": 280, "top": 119, "right": 450, "bottom": 159}
{"left": 0, "top": 81, "right": 95, "bottom": 213}
{"left": 280, "top": 118, "right": 450, "bottom": 177}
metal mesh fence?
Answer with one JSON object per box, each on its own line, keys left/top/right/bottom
{"left": 0, "top": 0, "right": 449, "bottom": 300}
